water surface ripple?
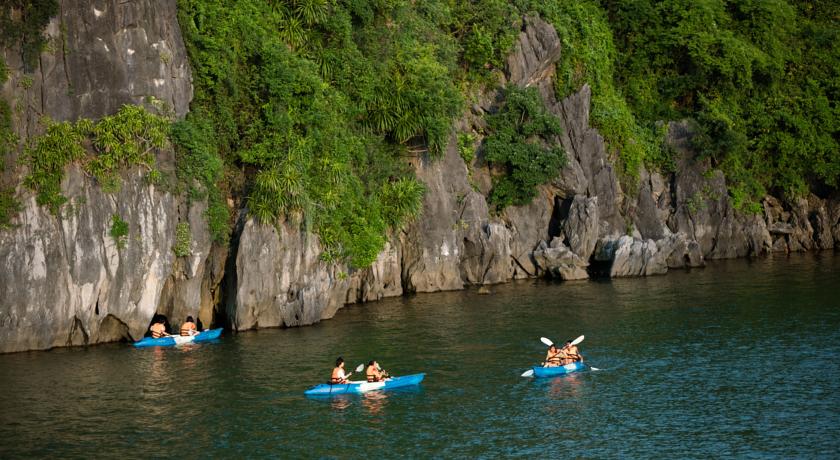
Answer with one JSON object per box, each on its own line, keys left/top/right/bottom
{"left": 1, "top": 253, "right": 839, "bottom": 458}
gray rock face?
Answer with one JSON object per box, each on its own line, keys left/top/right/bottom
{"left": 0, "top": 0, "right": 203, "bottom": 353}
{"left": 346, "top": 240, "right": 403, "bottom": 304}
{"left": 507, "top": 15, "right": 562, "bottom": 89}
{"left": 502, "top": 186, "right": 555, "bottom": 278}
{"left": 553, "top": 85, "right": 625, "bottom": 235}
{"left": 400, "top": 138, "right": 468, "bottom": 293}
{"left": 0, "top": 168, "right": 180, "bottom": 352}
{"left": 533, "top": 238, "right": 589, "bottom": 280}
{"left": 232, "top": 219, "right": 347, "bottom": 330}
{"left": 558, "top": 195, "right": 599, "bottom": 259}
{"left": 593, "top": 233, "right": 704, "bottom": 278}
{"left": 3, "top": 0, "right": 191, "bottom": 127}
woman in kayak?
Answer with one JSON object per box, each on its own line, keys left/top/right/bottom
{"left": 544, "top": 344, "right": 564, "bottom": 367}
{"left": 365, "top": 361, "right": 390, "bottom": 382}
{"left": 180, "top": 316, "right": 198, "bottom": 336}
{"left": 330, "top": 357, "right": 352, "bottom": 384}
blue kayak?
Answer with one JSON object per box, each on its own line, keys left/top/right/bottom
{"left": 304, "top": 373, "right": 425, "bottom": 396}
{"left": 531, "top": 362, "right": 586, "bottom": 377}
{"left": 133, "top": 328, "right": 223, "bottom": 348}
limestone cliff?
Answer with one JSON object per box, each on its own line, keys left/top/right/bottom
{"left": 1, "top": 8, "right": 837, "bottom": 353}
{"left": 0, "top": 0, "right": 211, "bottom": 353}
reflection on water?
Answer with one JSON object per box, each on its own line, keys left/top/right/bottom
{"left": 543, "top": 372, "right": 584, "bottom": 400}
{"left": 1, "top": 253, "right": 839, "bottom": 458}
{"left": 361, "top": 391, "right": 388, "bottom": 416}
{"left": 330, "top": 395, "right": 353, "bottom": 411}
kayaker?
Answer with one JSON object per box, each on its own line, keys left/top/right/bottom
{"left": 180, "top": 316, "right": 198, "bottom": 336}
{"left": 365, "top": 360, "right": 390, "bottom": 382}
{"left": 330, "top": 357, "right": 352, "bottom": 384}
{"left": 544, "top": 344, "right": 564, "bottom": 367}
{"left": 149, "top": 318, "right": 170, "bottom": 338}
{"left": 563, "top": 340, "right": 583, "bottom": 363}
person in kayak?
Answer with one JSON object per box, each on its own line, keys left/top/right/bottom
{"left": 149, "top": 317, "right": 170, "bottom": 338}
{"left": 544, "top": 344, "right": 564, "bottom": 367}
{"left": 180, "top": 316, "right": 198, "bottom": 336}
{"left": 562, "top": 339, "right": 583, "bottom": 363}
{"left": 365, "top": 360, "right": 390, "bottom": 382}
{"left": 330, "top": 357, "right": 352, "bottom": 384}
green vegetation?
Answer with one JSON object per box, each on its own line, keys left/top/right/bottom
{"left": 177, "top": 0, "right": 492, "bottom": 267}
{"left": 0, "top": 0, "right": 59, "bottom": 71}
{"left": 170, "top": 115, "right": 229, "bottom": 244}
{"left": 173, "top": 222, "right": 191, "bottom": 257}
{"left": 595, "top": 0, "right": 840, "bottom": 209}
{"left": 484, "top": 85, "right": 566, "bottom": 210}
{"left": 21, "top": 106, "right": 170, "bottom": 214}
{"left": 458, "top": 133, "right": 476, "bottom": 164}
{"left": 86, "top": 105, "right": 170, "bottom": 192}
{"left": 0, "top": 187, "right": 21, "bottom": 229}
{"left": 21, "top": 120, "right": 87, "bottom": 213}
{"left": 109, "top": 214, "right": 129, "bottom": 249}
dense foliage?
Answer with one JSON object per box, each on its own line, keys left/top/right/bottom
{"left": 176, "top": 0, "right": 487, "bottom": 267}
{"left": 484, "top": 85, "right": 566, "bottom": 210}
{"left": 597, "top": 0, "right": 840, "bottom": 209}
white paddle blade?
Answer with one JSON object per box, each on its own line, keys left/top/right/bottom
{"left": 355, "top": 364, "right": 365, "bottom": 372}
{"left": 521, "top": 369, "right": 534, "bottom": 378}
{"left": 571, "top": 335, "right": 585, "bottom": 346}
{"left": 589, "top": 366, "right": 601, "bottom": 371}
{"left": 540, "top": 337, "right": 554, "bottom": 347}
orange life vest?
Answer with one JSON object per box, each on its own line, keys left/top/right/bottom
{"left": 180, "top": 322, "right": 197, "bottom": 336}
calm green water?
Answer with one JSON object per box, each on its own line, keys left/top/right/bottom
{"left": 1, "top": 253, "right": 839, "bottom": 458}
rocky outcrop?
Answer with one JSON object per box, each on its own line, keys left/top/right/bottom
{"left": 231, "top": 218, "right": 348, "bottom": 330}
{"left": 345, "top": 240, "right": 404, "bottom": 304}
{"left": 664, "top": 121, "right": 772, "bottom": 259}
{"left": 533, "top": 237, "right": 588, "bottom": 280}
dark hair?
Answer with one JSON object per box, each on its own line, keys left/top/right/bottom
{"left": 186, "top": 316, "right": 194, "bottom": 322}
{"left": 335, "top": 357, "right": 344, "bottom": 367}
{"left": 368, "top": 360, "right": 375, "bottom": 366}
{"left": 566, "top": 340, "right": 573, "bottom": 344}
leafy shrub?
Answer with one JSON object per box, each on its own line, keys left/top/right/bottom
{"left": 21, "top": 106, "right": 170, "bottom": 214}
{"left": 484, "top": 85, "right": 566, "bottom": 210}
{"left": 110, "top": 214, "right": 129, "bottom": 249}
{"left": 173, "top": 222, "right": 191, "bottom": 257}
{"left": 87, "top": 105, "right": 170, "bottom": 192}
{"left": 457, "top": 133, "right": 476, "bottom": 164}
{"left": 22, "top": 120, "right": 87, "bottom": 213}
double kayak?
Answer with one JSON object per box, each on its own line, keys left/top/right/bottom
{"left": 304, "top": 373, "right": 425, "bottom": 396}
{"left": 133, "top": 328, "right": 223, "bottom": 348}
{"left": 531, "top": 362, "right": 586, "bottom": 377}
